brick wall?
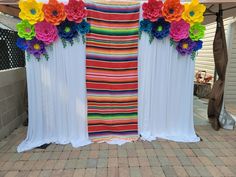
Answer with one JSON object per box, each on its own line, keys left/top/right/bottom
{"left": 0, "top": 68, "right": 27, "bottom": 140}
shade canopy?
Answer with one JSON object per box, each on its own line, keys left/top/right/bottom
{"left": 202, "top": 0, "right": 236, "bottom": 24}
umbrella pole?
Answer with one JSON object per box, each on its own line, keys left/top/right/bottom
{"left": 213, "top": 4, "right": 223, "bottom": 83}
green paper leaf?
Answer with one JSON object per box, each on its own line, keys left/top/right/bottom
{"left": 170, "top": 38, "right": 175, "bottom": 46}
{"left": 62, "top": 39, "right": 67, "bottom": 48}
{"left": 44, "top": 53, "right": 49, "bottom": 61}
{"left": 138, "top": 30, "right": 142, "bottom": 40}
{"left": 149, "top": 33, "right": 154, "bottom": 44}
{"left": 26, "top": 52, "right": 30, "bottom": 61}
{"left": 82, "top": 35, "right": 86, "bottom": 44}
{"left": 69, "top": 39, "right": 74, "bottom": 46}
{"left": 75, "top": 36, "right": 80, "bottom": 44}
{"left": 191, "top": 52, "right": 196, "bottom": 61}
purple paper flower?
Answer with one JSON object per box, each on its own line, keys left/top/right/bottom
{"left": 26, "top": 38, "right": 46, "bottom": 59}
{"left": 176, "top": 38, "right": 196, "bottom": 56}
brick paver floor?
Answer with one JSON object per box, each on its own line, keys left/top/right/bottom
{"left": 0, "top": 98, "right": 236, "bottom": 177}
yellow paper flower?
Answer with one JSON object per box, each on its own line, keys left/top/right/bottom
{"left": 182, "top": 0, "right": 206, "bottom": 26}
{"left": 19, "top": 0, "right": 44, "bottom": 25}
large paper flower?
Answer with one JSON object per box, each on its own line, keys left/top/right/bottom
{"left": 57, "top": 20, "right": 78, "bottom": 42}
{"left": 35, "top": 21, "right": 58, "bottom": 45}
{"left": 162, "top": 0, "right": 184, "bottom": 22}
{"left": 140, "top": 19, "right": 153, "bottom": 33}
{"left": 142, "top": 0, "right": 163, "bottom": 22}
{"left": 43, "top": 0, "right": 67, "bottom": 25}
{"left": 65, "top": 0, "right": 87, "bottom": 23}
{"left": 182, "top": 0, "right": 206, "bottom": 26}
{"left": 27, "top": 38, "right": 47, "bottom": 59}
{"left": 193, "top": 40, "right": 203, "bottom": 51}
{"left": 16, "top": 38, "right": 28, "bottom": 51}
{"left": 19, "top": 0, "right": 44, "bottom": 25}
{"left": 16, "top": 20, "right": 35, "bottom": 40}
{"left": 170, "top": 19, "right": 190, "bottom": 42}
{"left": 176, "top": 38, "right": 196, "bottom": 55}
{"left": 189, "top": 23, "right": 206, "bottom": 41}
{"left": 77, "top": 20, "right": 90, "bottom": 35}
{"left": 152, "top": 18, "right": 170, "bottom": 40}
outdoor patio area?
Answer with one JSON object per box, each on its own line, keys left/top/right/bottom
{"left": 0, "top": 98, "right": 235, "bottom": 177}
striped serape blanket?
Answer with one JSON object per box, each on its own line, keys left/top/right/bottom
{"left": 86, "top": 1, "right": 140, "bottom": 142}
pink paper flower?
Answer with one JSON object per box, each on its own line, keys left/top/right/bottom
{"left": 35, "top": 21, "right": 58, "bottom": 45}
{"left": 65, "top": 0, "right": 87, "bottom": 23}
{"left": 142, "top": 0, "right": 163, "bottom": 22}
{"left": 170, "top": 19, "right": 190, "bottom": 42}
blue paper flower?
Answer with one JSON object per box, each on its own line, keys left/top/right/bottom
{"left": 140, "top": 19, "right": 152, "bottom": 33}
{"left": 57, "top": 20, "right": 78, "bottom": 42}
{"left": 193, "top": 40, "right": 203, "bottom": 51}
{"left": 16, "top": 37, "right": 28, "bottom": 51}
{"left": 77, "top": 20, "right": 90, "bottom": 35}
{"left": 152, "top": 18, "right": 170, "bottom": 40}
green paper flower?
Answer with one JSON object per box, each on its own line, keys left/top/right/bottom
{"left": 16, "top": 20, "right": 36, "bottom": 40}
{"left": 189, "top": 23, "right": 206, "bottom": 41}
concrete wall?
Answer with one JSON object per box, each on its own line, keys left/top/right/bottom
{"left": 0, "top": 68, "right": 27, "bottom": 140}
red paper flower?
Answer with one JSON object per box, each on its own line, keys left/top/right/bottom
{"left": 65, "top": 0, "right": 87, "bottom": 23}
{"left": 43, "top": 0, "right": 66, "bottom": 25}
{"left": 162, "top": 0, "right": 184, "bottom": 22}
{"left": 142, "top": 0, "right": 163, "bottom": 22}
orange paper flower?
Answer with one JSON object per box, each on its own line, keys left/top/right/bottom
{"left": 43, "top": 0, "right": 66, "bottom": 25}
{"left": 162, "top": 0, "right": 184, "bottom": 22}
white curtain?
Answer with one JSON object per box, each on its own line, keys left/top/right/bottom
{"left": 17, "top": 40, "right": 91, "bottom": 153}
{"left": 18, "top": 5, "right": 200, "bottom": 152}
{"left": 138, "top": 33, "right": 200, "bottom": 142}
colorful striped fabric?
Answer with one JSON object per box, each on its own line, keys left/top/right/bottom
{"left": 86, "top": 1, "right": 140, "bottom": 142}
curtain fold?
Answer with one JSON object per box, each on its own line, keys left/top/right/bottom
{"left": 17, "top": 40, "right": 91, "bottom": 153}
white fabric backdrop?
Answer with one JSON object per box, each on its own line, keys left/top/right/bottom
{"left": 138, "top": 34, "right": 200, "bottom": 142}
{"left": 17, "top": 40, "right": 91, "bottom": 153}
{"left": 18, "top": 14, "right": 200, "bottom": 152}
{"left": 137, "top": 3, "right": 199, "bottom": 143}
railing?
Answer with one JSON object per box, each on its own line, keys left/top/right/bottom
{"left": 0, "top": 28, "right": 25, "bottom": 71}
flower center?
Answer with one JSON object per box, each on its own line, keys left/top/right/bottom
{"left": 169, "top": 8, "right": 174, "bottom": 14}
{"left": 52, "top": 10, "right": 58, "bottom": 16}
{"left": 194, "top": 29, "right": 199, "bottom": 34}
{"left": 183, "top": 43, "right": 189, "bottom": 49}
{"left": 189, "top": 11, "right": 195, "bottom": 17}
{"left": 33, "top": 44, "right": 40, "bottom": 50}
{"left": 25, "top": 27, "right": 31, "bottom": 33}
{"left": 30, "top": 8, "right": 36, "bottom": 15}
{"left": 64, "top": 27, "right": 71, "bottom": 33}
{"left": 157, "top": 25, "right": 163, "bottom": 32}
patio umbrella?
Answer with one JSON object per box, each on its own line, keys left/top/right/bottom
{"left": 203, "top": 1, "right": 236, "bottom": 130}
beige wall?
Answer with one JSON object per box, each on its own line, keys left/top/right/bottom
{"left": 195, "top": 17, "right": 234, "bottom": 79}
{"left": 225, "top": 21, "right": 236, "bottom": 104}
{"left": 0, "top": 68, "right": 27, "bottom": 140}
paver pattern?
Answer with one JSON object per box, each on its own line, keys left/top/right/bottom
{"left": 0, "top": 98, "right": 236, "bottom": 177}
